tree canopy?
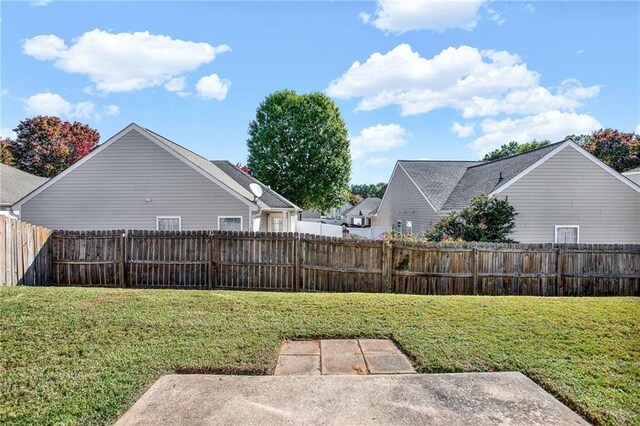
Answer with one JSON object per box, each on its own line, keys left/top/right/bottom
{"left": 349, "top": 183, "right": 387, "bottom": 205}
{"left": 247, "top": 90, "right": 351, "bottom": 211}
{"left": 572, "top": 128, "right": 639, "bottom": 172}
{"left": 483, "top": 140, "right": 551, "bottom": 161}
{"left": 2, "top": 116, "right": 100, "bottom": 177}
{"left": 425, "top": 194, "right": 517, "bottom": 242}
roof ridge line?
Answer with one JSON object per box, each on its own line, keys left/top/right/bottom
{"left": 467, "top": 140, "right": 567, "bottom": 169}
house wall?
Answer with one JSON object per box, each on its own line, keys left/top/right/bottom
{"left": 500, "top": 146, "right": 640, "bottom": 243}
{"left": 376, "top": 165, "right": 440, "bottom": 235}
{"left": 623, "top": 172, "right": 640, "bottom": 185}
{"left": 19, "top": 129, "right": 252, "bottom": 231}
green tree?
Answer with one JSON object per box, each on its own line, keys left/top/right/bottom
{"left": 4, "top": 116, "right": 100, "bottom": 177}
{"left": 0, "top": 138, "right": 15, "bottom": 167}
{"left": 247, "top": 90, "right": 351, "bottom": 210}
{"left": 350, "top": 182, "right": 387, "bottom": 200}
{"left": 571, "top": 128, "right": 639, "bottom": 172}
{"left": 483, "top": 140, "right": 551, "bottom": 161}
{"left": 425, "top": 194, "right": 517, "bottom": 242}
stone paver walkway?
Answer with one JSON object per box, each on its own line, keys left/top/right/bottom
{"left": 274, "top": 339, "right": 415, "bottom": 376}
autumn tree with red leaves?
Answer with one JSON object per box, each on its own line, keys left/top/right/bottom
{"left": 575, "top": 128, "right": 640, "bottom": 172}
{"left": 2, "top": 116, "right": 100, "bottom": 177}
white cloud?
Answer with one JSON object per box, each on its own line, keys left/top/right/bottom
{"left": 576, "top": 49, "right": 585, "bottom": 54}
{"left": 486, "top": 8, "right": 505, "bottom": 26}
{"left": 105, "top": 105, "right": 120, "bottom": 117}
{"left": 451, "top": 121, "right": 475, "bottom": 138}
{"left": 195, "top": 73, "right": 231, "bottom": 100}
{"left": 365, "top": 156, "right": 393, "bottom": 165}
{"left": 23, "top": 30, "right": 230, "bottom": 93}
{"left": 359, "top": 12, "right": 371, "bottom": 24}
{"left": 327, "top": 44, "right": 599, "bottom": 118}
{"left": 350, "top": 124, "right": 409, "bottom": 159}
{"left": 1, "top": 128, "right": 17, "bottom": 139}
{"left": 470, "top": 111, "right": 602, "bottom": 154}
{"left": 22, "top": 92, "right": 119, "bottom": 121}
{"left": 164, "top": 76, "right": 187, "bottom": 93}
{"left": 365, "top": 0, "right": 486, "bottom": 33}
{"left": 524, "top": 3, "right": 535, "bottom": 13}
{"left": 31, "top": 0, "right": 52, "bottom": 6}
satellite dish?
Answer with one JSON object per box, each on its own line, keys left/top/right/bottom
{"left": 249, "top": 183, "right": 263, "bottom": 198}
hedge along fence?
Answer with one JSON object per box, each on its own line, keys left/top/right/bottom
{"left": 2, "top": 218, "right": 639, "bottom": 296}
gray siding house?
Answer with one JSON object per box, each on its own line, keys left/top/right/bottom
{"left": 0, "top": 163, "right": 48, "bottom": 217}
{"left": 12, "top": 123, "right": 300, "bottom": 231}
{"left": 623, "top": 166, "right": 640, "bottom": 185}
{"left": 344, "top": 197, "right": 381, "bottom": 226}
{"left": 377, "top": 140, "right": 640, "bottom": 243}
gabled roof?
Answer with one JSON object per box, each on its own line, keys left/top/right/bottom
{"left": 398, "top": 160, "right": 481, "bottom": 211}
{"left": 12, "top": 123, "right": 300, "bottom": 211}
{"left": 395, "top": 140, "right": 640, "bottom": 214}
{"left": 0, "top": 164, "right": 49, "bottom": 207}
{"left": 440, "top": 142, "right": 562, "bottom": 211}
{"left": 211, "top": 160, "right": 299, "bottom": 210}
{"left": 345, "top": 197, "right": 382, "bottom": 216}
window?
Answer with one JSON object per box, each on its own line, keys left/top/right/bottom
{"left": 396, "top": 220, "right": 402, "bottom": 233}
{"left": 555, "top": 225, "right": 579, "bottom": 244}
{"left": 157, "top": 216, "right": 181, "bottom": 231}
{"left": 353, "top": 217, "right": 363, "bottom": 226}
{"left": 406, "top": 221, "right": 413, "bottom": 236}
{"left": 219, "top": 216, "right": 243, "bottom": 231}
{"left": 271, "top": 216, "right": 284, "bottom": 232}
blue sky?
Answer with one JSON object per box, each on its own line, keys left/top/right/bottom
{"left": 1, "top": 1, "right": 639, "bottom": 183}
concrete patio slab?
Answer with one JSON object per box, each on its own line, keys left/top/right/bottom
{"left": 320, "top": 339, "right": 361, "bottom": 355}
{"left": 116, "top": 373, "right": 588, "bottom": 425}
{"left": 279, "top": 340, "right": 320, "bottom": 356}
{"left": 321, "top": 354, "right": 367, "bottom": 375}
{"left": 274, "top": 355, "right": 321, "bottom": 376}
{"left": 366, "top": 354, "right": 416, "bottom": 374}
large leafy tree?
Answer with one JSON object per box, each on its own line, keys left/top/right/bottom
{"left": 572, "top": 128, "right": 640, "bottom": 172}
{"left": 3, "top": 116, "right": 100, "bottom": 177}
{"left": 0, "top": 138, "right": 15, "bottom": 167}
{"left": 350, "top": 182, "right": 387, "bottom": 200}
{"left": 483, "top": 140, "right": 551, "bottom": 161}
{"left": 247, "top": 90, "right": 351, "bottom": 210}
{"left": 425, "top": 194, "right": 517, "bottom": 242}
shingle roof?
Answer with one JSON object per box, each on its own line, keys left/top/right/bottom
{"left": 0, "top": 164, "right": 48, "bottom": 207}
{"left": 398, "top": 142, "right": 564, "bottom": 212}
{"left": 440, "top": 142, "right": 562, "bottom": 211}
{"left": 211, "top": 160, "right": 296, "bottom": 209}
{"left": 144, "top": 128, "right": 298, "bottom": 210}
{"left": 345, "top": 197, "right": 382, "bottom": 216}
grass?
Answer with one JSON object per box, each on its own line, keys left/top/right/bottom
{"left": 0, "top": 287, "right": 638, "bottom": 425}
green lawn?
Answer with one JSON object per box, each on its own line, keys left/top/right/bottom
{"left": 1, "top": 288, "right": 638, "bottom": 425}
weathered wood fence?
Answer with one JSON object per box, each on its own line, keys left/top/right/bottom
{"left": 2, "top": 219, "right": 639, "bottom": 296}
{"left": 0, "top": 216, "right": 52, "bottom": 286}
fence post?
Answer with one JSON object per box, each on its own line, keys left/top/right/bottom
{"left": 120, "top": 231, "right": 127, "bottom": 287}
{"left": 472, "top": 246, "right": 479, "bottom": 295}
{"left": 555, "top": 245, "right": 562, "bottom": 296}
{"left": 382, "top": 240, "right": 393, "bottom": 293}
{"left": 295, "top": 234, "right": 301, "bottom": 291}
{"left": 210, "top": 232, "right": 220, "bottom": 289}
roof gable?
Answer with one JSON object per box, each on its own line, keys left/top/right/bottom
{"left": 345, "top": 197, "right": 381, "bottom": 216}
{"left": 0, "top": 164, "right": 49, "bottom": 206}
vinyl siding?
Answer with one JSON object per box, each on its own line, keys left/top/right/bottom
{"left": 20, "top": 129, "right": 252, "bottom": 231}
{"left": 376, "top": 165, "right": 440, "bottom": 235}
{"left": 500, "top": 146, "right": 640, "bottom": 243}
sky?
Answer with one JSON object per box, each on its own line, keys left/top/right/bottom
{"left": 1, "top": 0, "right": 639, "bottom": 184}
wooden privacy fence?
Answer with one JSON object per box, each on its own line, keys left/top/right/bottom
{"left": 0, "top": 216, "right": 52, "bottom": 286}
{"left": 2, "top": 220, "right": 639, "bottom": 296}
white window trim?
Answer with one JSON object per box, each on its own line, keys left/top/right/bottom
{"left": 156, "top": 216, "right": 182, "bottom": 231}
{"left": 218, "top": 215, "right": 243, "bottom": 231}
{"left": 554, "top": 225, "right": 580, "bottom": 244}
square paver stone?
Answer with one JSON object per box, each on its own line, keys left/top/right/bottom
{"left": 320, "top": 339, "right": 361, "bottom": 356}
{"left": 280, "top": 340, "right": 321, "bottom": 356}
{"left": 365, "top": 354, "right": 415, "bottom": 374}
{"left": 322, "top": 354, "right": 368, "bottom": 375}
{"left": 358, "top": 339, "right": 402, "bottom": 355}
{"left": 274, "top": 355, "right": 321, "bottom": 376}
